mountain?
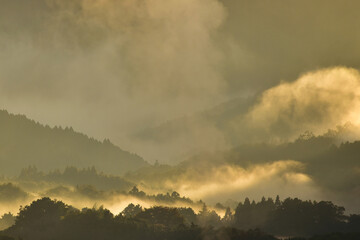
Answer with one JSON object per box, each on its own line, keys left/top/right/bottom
{"left": 135, "top": 96, "right": 254, "bottom": 143}
{"left": 132, "top": 96, "right": 256, "bottom": 162}
{"left": 0, "top": 110, "right": 148, "bottom": 176}
{"left": 126, "top": 131, "right": 360, "bottom": 213}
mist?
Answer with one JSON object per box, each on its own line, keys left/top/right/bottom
{"left": 243, "top": 67, "right": 360, "bottom": 142}
{"left": 0, "top": 160, "right": 319, "bottom": 213}
{"left": 2, "top": 0, "right": 360, "bottom": 162}
{"left": 0, "top": 0, "right": 227, "bottom": 162}
{"left": 0, "top": 1, "right": 360, "bottom": 239}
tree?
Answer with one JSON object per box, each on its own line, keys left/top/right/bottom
{"left": 0, "top": 213, "right": 15, "bottom": 231}
{"left": 135, "top": 206, "right": 185, "bottom": 228}
{"left": 177, "top": 208, "right": 197, "bottom": 225}
{"left": 121, "top": 204, "right": 143, "bottom": 218}
{"left": 275, "top": 195, "right": 281, "bottom": 207}
{"left": 16, "top": 197, "right": 70, "bottom": 226}
{"left": 171, "top": 191, "right": 180, "bottom": 198}
{"left": 128, "top": 186, "right": 146, "bottom": 198}
{"left": 222, "top": 207, "right": 234, "bottom": 225}
{"left": 234, "top": 198, "right": 253, "bottom": 229}
{"left": 197, "top": 203, "right": 221, "bottom": 227}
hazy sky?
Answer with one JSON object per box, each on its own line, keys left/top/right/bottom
{"left": 1, "top": 0, "right": 360, "bottom": 162}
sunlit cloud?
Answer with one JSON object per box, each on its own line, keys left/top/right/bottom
{"left": 142, "top": 160, "right": 319, "bottom": 203}
{"left": 244, "top": 67, "right": 360, "bottom": 141}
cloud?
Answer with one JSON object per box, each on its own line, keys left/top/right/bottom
{"left": 134, "top": 67, "right": 360, "bottom": 161}
{"left": 2, "top": 1, "right": 360, "bottom": 163}
{"left": 220, "top": 0, "right": 360, "bottom": 94}
{"left": 178, "top": 161, "right": 318, "bottom": 203}
{"left": 244, "top": 67, "right": 360, "bottom": 141}
{"left": 130, "top": 160, "right": 320, "bottom": 204}
{"left": 0, "top": 183, "right": 28, "bottom": 203}
{"left": 0, "top": 0, "right": 226, "bottom": 104}
{"left": 0, "top": 0, "right": 227, "bottom": 160}
{"left": 0, "top": 182, "right": 31, "bottom": 217}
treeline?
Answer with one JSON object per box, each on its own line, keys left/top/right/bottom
{"left": 1, "top": 198, "right": 276, "bottom": 240}
{"left": 0, "top": 179, "right": 193, "bottom": 206}
{"left": 219, "top": 129, "right": 360, "bottom": 194}
{"left": 128, "top": 186, "right": 193, "bottom": 204}
{"left": 1, "top": 197, "right": 359, "bottom": 240}
{"left": 18, "top": 166, "right": 133, "bottom": 191}
{"left": 232, "top": 196, "right": 360, "bottom": 236}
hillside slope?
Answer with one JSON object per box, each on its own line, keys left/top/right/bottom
{"left": 0, "top": 110, "right": 148, "bottom": 176}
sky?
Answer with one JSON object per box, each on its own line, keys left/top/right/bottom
{"left": 1, "top": 0, "right": 360, "bottom": 215}
{"left": 1, "top": 0, "right": 360, "bottom": 162}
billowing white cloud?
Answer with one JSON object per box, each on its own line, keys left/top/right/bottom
{"left": 245, "top": 67, "right": 360, "bottom": 141}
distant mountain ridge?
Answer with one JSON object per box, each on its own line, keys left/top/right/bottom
{"left": 134, "top": 96, "right": 254, "bottom": 143}
{"left": 0, "top": 110, "right": 148, "bottom": 176}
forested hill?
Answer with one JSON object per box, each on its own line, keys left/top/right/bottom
{"left": 0, "top": 110, "right": 148, "bottom": 176}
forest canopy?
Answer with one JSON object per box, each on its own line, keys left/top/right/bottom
{"left": 0, "top": 197, "right": 359, "bottom": 240}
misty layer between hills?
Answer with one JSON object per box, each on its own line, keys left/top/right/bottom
{"left": 135, "top": 67, "right": 360, "bottom": 161}
{"left": 0, "top": 0, "right": 360, "bottom": 231}
{"left": 0, "top": 127, "right": 359, "bottom": 218}
{"left": 0, "top": 106, "right": 359, "bottom": 216}
{"left": 2, "top": 0, "right": 360, "bottom": 162}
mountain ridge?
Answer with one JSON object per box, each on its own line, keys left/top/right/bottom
{"left": 0, "top": 109, "right": 148, "bottom": 176}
